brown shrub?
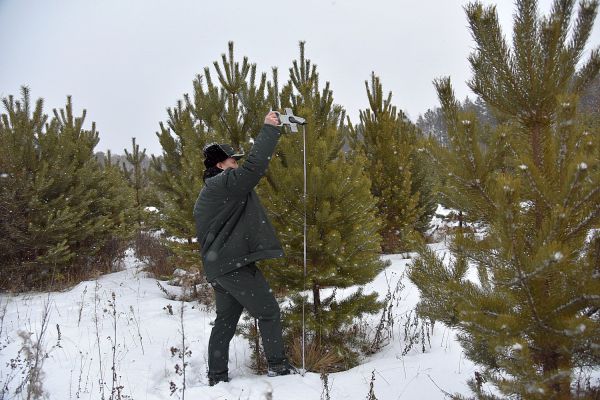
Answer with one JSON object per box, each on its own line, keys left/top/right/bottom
{"left": 134, "top": 231, "right": 173, "bottom": 279}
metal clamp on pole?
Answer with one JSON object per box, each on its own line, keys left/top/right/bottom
{"left": 273, "top": 108, "right": 307, "bottom": 133}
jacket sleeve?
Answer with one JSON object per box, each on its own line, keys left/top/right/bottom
{"left": 215, "top": 124, "right": 281, "bottom": 195}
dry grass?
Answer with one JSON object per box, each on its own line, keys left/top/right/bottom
{"left": 134, "top": 231, "right": 173, "bottom": 279}
{"left": 288, "top": 337, "right": 344, "bottom": 373}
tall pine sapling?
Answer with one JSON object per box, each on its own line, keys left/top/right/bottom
{"left": 409, "top": 1, "right": 600, "bottom": 398}
{"left": 122, "top": 137, "right": 149, "bottom": 231}
{"left": 349, "top": 73, "right": 435, "bottom": 252}
{"left": 261, "top": 42, "right": 385, "bottom": 370}
{"left": 150, "top": 42, "right": 274, "bottom": 273}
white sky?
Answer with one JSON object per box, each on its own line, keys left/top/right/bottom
{"left": 0, "top": 0, "right": 598, "bottom": 155}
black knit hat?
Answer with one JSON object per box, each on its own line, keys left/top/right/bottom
{"left": 203, "top": 143, "right": 244, "bottom": 168}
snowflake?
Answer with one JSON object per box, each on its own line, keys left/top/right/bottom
{"left": 511, "top": 343, "right": 523, "bottom": 351}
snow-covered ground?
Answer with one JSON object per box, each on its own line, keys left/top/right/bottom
{"left": 0, "top": 244, "right": 476, "bottom": 400}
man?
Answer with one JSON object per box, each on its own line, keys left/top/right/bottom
{"left": 193, "top": 111, "right": 292, "bottom": 386}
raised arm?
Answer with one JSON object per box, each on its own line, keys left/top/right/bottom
{"left": 214, "top": 112, "right": 281, "bottom": 195}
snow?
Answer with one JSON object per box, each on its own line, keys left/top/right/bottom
{"left": 434, "top": 205, "right": 453, "bottom": 217}
{"left": 0, "top": 247, "right": 476, "bottom": 399}
{"left": 520, "top": 201, "right": 534, "bottom": 210}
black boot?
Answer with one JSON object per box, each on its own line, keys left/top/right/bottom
{"left": 208, "top": 371, "right": 229, "bottom": 386}
{"left": 267, "top": 358, "right": 296, "bottom": 377}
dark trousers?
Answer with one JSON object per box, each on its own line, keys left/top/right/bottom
{"left": 208, "top": 263, "right": 285, "bottom": 377}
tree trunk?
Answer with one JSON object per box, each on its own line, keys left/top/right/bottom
{"left": 540, "top": 348, "right": 572, "bottom": 400}
{"left": 312, "top": 282, "right": 321, "bottom": 318}
{"left": 530, "top": 123, "right": 545, "bottom": 229}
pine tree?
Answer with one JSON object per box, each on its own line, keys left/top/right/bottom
{"left": 0, "top": 88, "right": 133, "bottom": 290}
{"left": 349, "top": 73, "right": 435, "bottom": 252}
{"left": 261, "top": 43, "right": 385, "bottom": 369}
{"left": 150, "top": 42, "right": 272, "bottom": 272}
{"left": 122, "top": 137, "right": 149, "bottom": 230}
{"left": 187, "top": 41, "right": 272, "bottom": 147}
{"left": 149, "top": 100, "right": 205, "bottom": 270}
{"left": 417, "top": 96, "right": 497, "bottom": 149}
{"left": 416, "top": 107, "right": 448, "bottom": 146}
{"left": 409, "top": 1, "right": 600, "bottom": 398}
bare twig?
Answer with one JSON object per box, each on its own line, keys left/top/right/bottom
{"left": 77, "top": 286, "right": 88, "bottom": 327}
{"left": 93, "top": 282, "right": 106, "bottom": 400}
{"left": 180, "top": 301, "right": 187, "bottom": 400}
{"left": 129, "top": 305, "right": 145, "bottom": 355}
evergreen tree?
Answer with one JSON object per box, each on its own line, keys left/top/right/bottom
{"left": 149, "top": 100, "right": 205, "bottom": 270}
{"left": 261, "top": 43, "right": 385, "bottom": 369}
{"left": 349, "top": 73, "right": 435, "bottom": 252}
{"left": 409, "top": 1, "right": 600, "bottom": 398}
{"left": 187, "top": 41, "right": 272, "bottom": 147}
{"left": 0, "top": 88, "right": 133, "bottom": 290}
{"left": 122, "top": 137, "right": 149, "bottom": 230}
{"left": 467, "top": 96, "right": 498, "bottom": 129}
{"left": 416, "top": 107, "right": 448, "bottom": 146}
{"left": 417, "top": 96, "right": 497, "bottom": 148}
{"left": 580, "top": 73, "right": 600, "bottom": 113}
{"left": 150, "top": 42, "right": 272, "bottom": 272}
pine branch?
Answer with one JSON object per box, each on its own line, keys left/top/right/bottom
{"left": 551, "top": 295, "right": 600, "bottom": 316}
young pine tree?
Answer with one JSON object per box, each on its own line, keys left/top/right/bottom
{"left": 150, "top": 42, "right": 272, "bottom": 272}
{"left": 350, "top": 73, "right": 435, "bottom": 252}
{"left": 261, "top": 43, "right": 386, "bottom": 369}
{"left": 409, "top": 1, "right": 600, "bottom": 399}
{"left": 187, "top": 41, "right": 272, "bottom": 147}
{"left": 0, "top": 88, "right": 133, "bottom": 290}
{"left": 149, "top": 101, "right": 206, "bottom": 270}
{"left": 122, "top": 137, "right": 149, "bottom": 230}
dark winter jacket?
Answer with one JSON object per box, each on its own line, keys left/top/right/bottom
{"left": 193, "top": 124, "right": 284, "bottom": 282}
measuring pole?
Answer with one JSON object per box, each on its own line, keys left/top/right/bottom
{"left": 301, "top": 124, "right": 307, "bottom": 375}
{"left": 273, "top": 108, "right": 308, "bottom": 375}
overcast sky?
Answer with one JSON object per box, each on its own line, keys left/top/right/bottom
{"left": 1, "top": 0, "right": 598, "bottom": 155}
